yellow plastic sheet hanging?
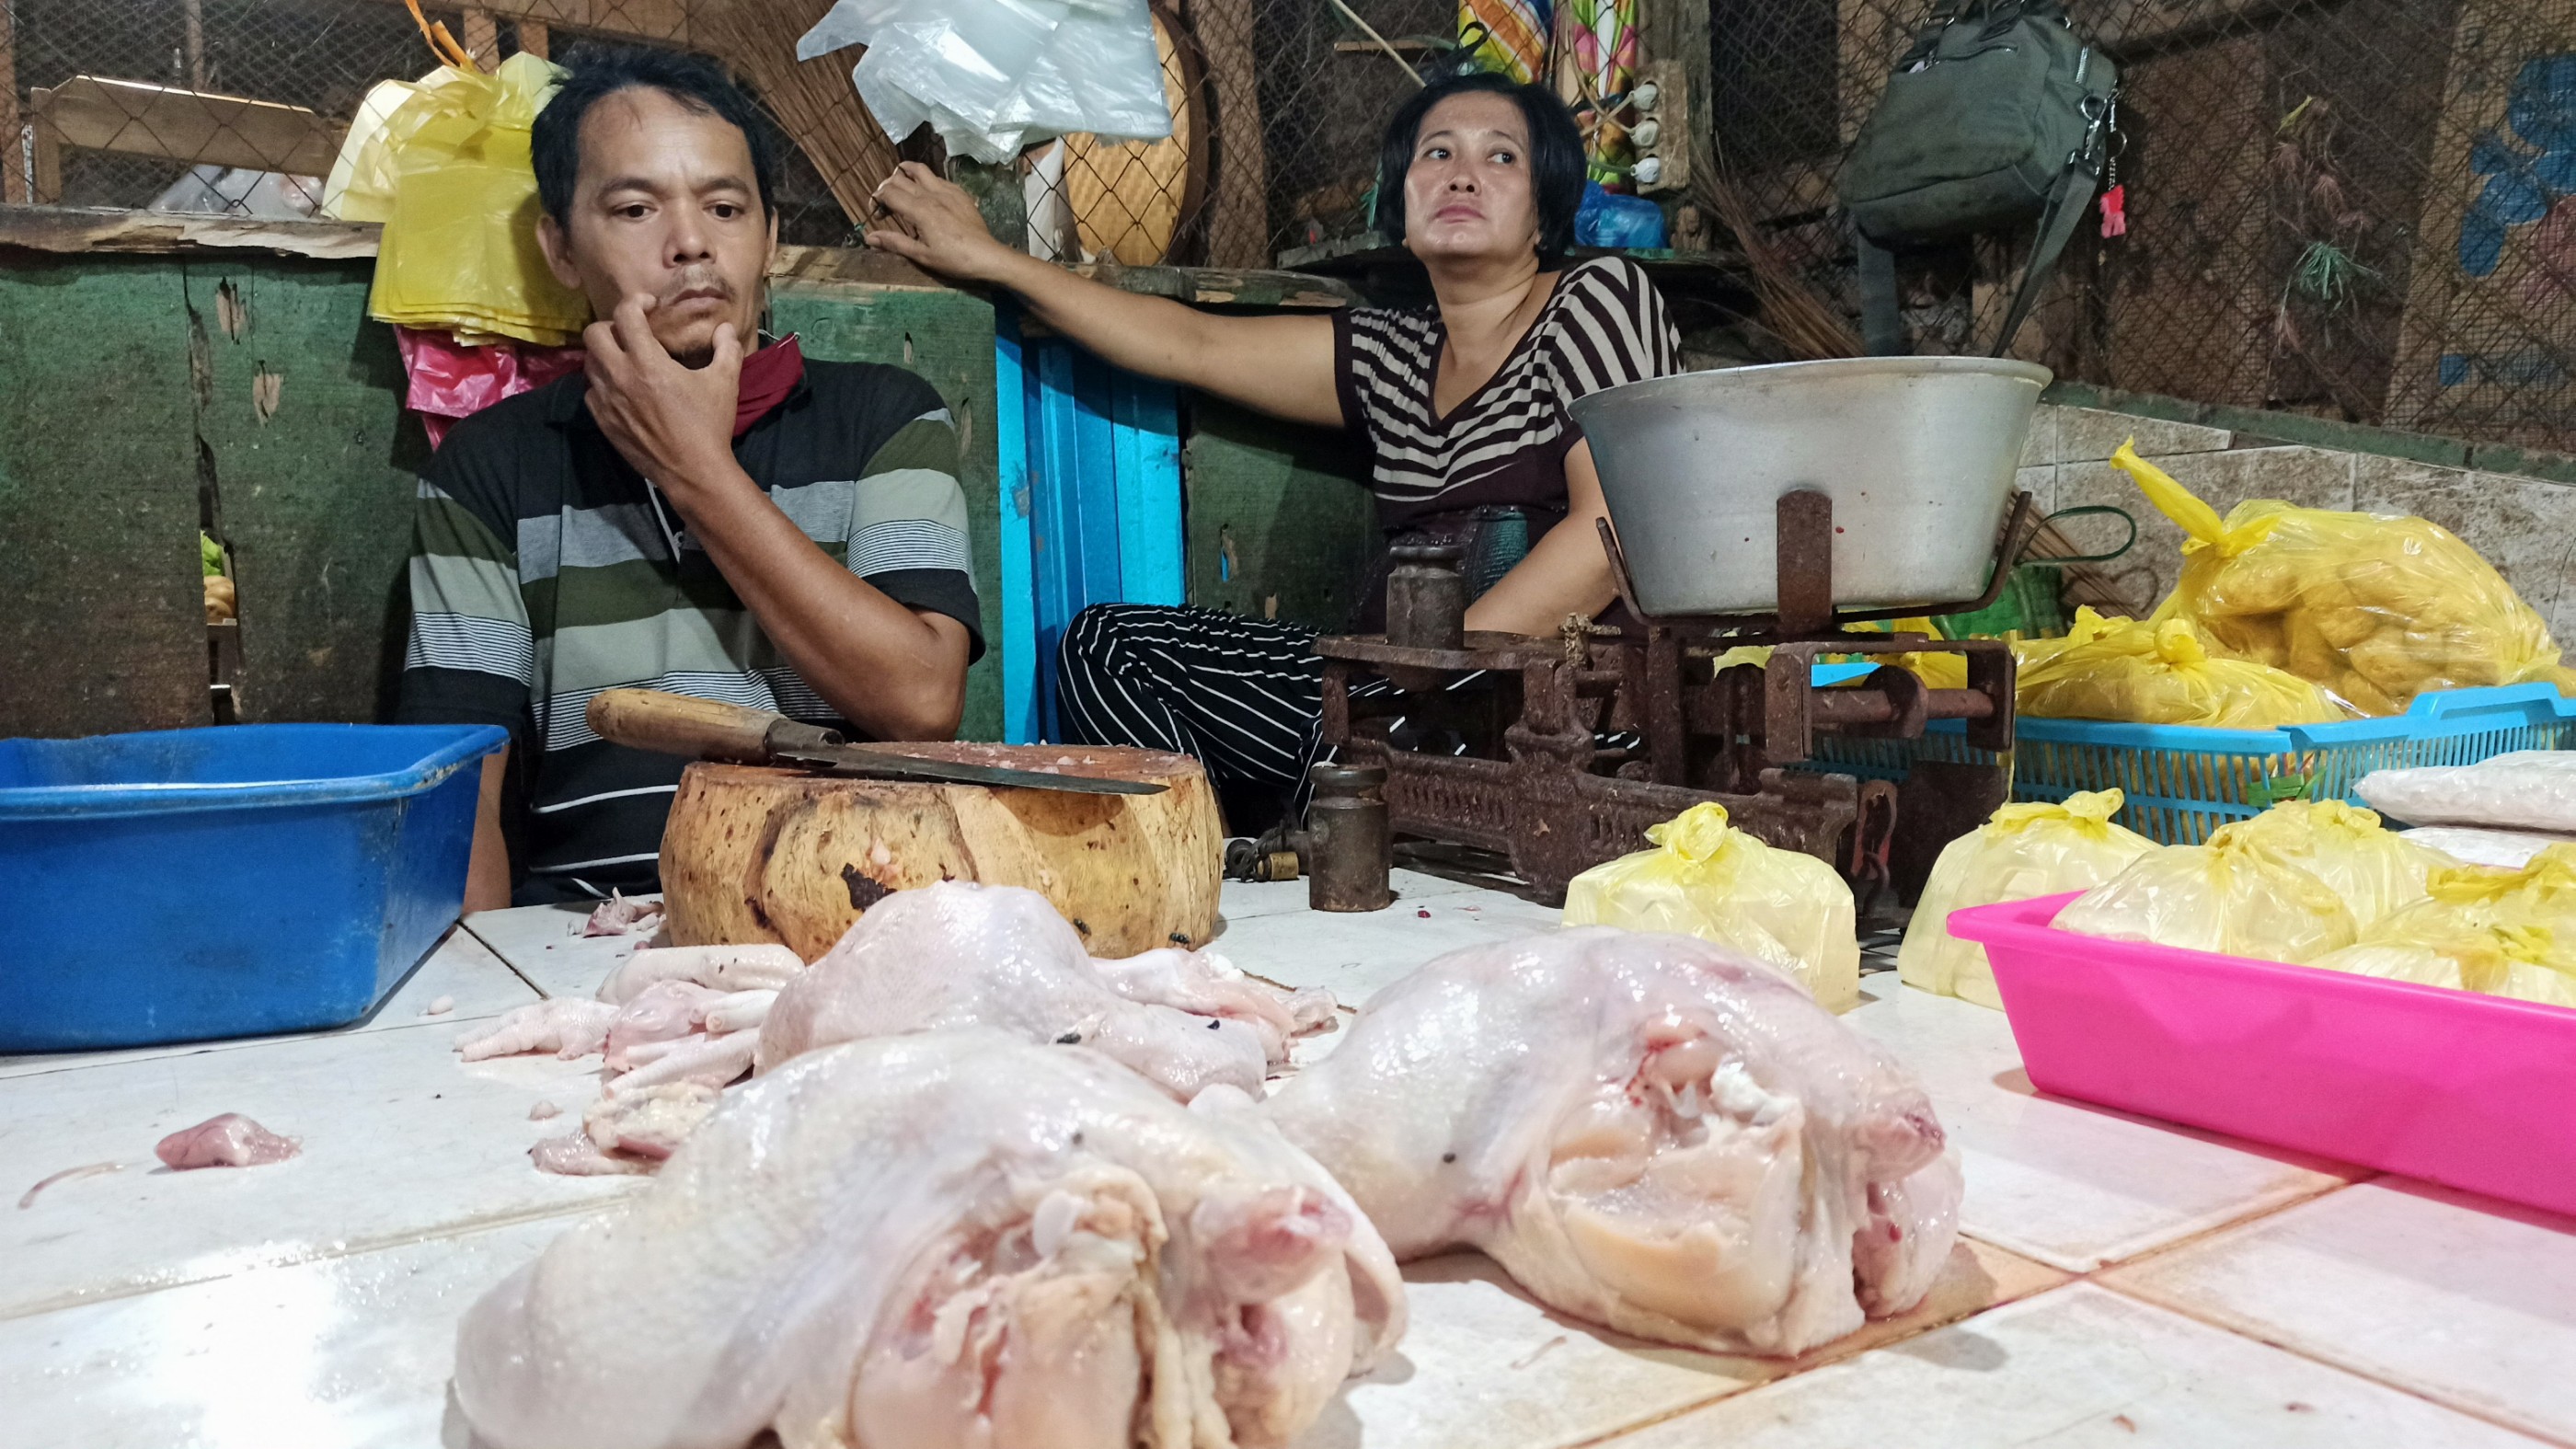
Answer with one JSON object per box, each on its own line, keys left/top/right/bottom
{"left": 1561, "top": 802, "right": 1860, "bottom": 1010}
{"left": 2016, "top": 609, "right": 2350, "bottom": 729}
{"left": 2113, "top": 440, "right": 2573, "bottom": 714}
{"left": 329, "top": 49, "right": 589, "bottom": 347}
{"left": 1899, "top": 789, "right": 2156, "bottom": 1008}
{"left": 2054, "top": 818, "right": 2359, "bottom": 963}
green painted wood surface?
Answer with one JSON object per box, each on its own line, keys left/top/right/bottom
{"left": 767, "top": 280, "right": 1006, "bottom": 741}
{"left": 1181, "top": 397, "right": 1375, "bottom": 630}
{"left": 0, "top": 255, "right": 208, "bottom": 736}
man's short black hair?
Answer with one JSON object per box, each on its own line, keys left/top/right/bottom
{"left": 531, "top": 45, "right": 779, "bottom": 226}
{"left": 1374, "top": 69, "right": 1587, "bottom": 266}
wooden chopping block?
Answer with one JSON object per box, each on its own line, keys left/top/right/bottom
{"left": 656, "top": 742, "right": 1222, "bottom": 960}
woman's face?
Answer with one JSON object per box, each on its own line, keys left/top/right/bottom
{"left": 1401, "top": 91, "right": 1542, "bottom": 266}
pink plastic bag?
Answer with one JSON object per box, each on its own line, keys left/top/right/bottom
{"left": 396, "top": 327, "right": 584, "bottom": 447}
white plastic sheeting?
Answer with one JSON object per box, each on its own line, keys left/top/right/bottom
{"left": 796, "top": 0, "right": 1170, "bottom": 163}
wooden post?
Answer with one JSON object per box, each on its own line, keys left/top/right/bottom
{"left": 0, "top": 0, "right": 23, "bottom": 204}
{"left": 1184, "top": 0, "right": 1270, "bottom": 268}
{"left": 461, "top": 8, "right": 500, "bottom": 68}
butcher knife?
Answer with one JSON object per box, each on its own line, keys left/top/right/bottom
{"left": 586, "top": 689, "right": 1166, "bottom": 796}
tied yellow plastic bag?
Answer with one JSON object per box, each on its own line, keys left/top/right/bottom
{"left": 2054, "top": 822, "right": 2358, "bottom": 963}
{"left": 2212, "top": 799, "right": 2456, "bottom": 928}
{"left": 1898, "top": 789, "right": 2156, "bottom": 1008}
{"left": 2310, "top": 846, "right": 2576, "bottom": 1006}
{"left": 1561, "top": 802, "right": 1860, "bottom": 1010}
{"left": 2017, "top": 610, "right": 2348, "bottom": 728}
{"left": 2113, "top": 440, "right": 2570, "bottom": 714}
{"left": 334, "top": 52, "right": 590, "bottom": 347}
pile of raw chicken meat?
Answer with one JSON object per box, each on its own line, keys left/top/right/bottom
{"left": 451, "top": 881, "right": 1961, "bottom": 1449}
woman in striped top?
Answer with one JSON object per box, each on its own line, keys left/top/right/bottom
{"left": 868, "top": 68, "right": 1681, "bottom": 826}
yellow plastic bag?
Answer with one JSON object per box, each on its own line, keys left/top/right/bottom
{"left": 2016, "top": 610, "right": 2349, "bottom": 728}
{"left": 2310, "top": 846, "right": 2576, "bottom": 1006}
{"left": 2054, "top": 826, "right": 2358, "bottom": 963}
{"left": 1562, "top": 802, "right": 1860, "bottom": 1010}
{"left": 337, "top": 52, "right": 590, "bottom": 347}
{"left": 2213, "top": 799, "right": 2456, "bottom": 929}
{"left": 1898, "top": 789, "right": 2157, "bottom": 1008}
{"left": 2114, "top": 441, "right": 2569, "bottom": 714}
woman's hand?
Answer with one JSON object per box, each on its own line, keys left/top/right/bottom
{"left": 867, "top": 162, "right": 1019, "bottom": 285}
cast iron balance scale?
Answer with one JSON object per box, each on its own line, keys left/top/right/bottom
{"left": 1312, "top": 489, "right": 2035, "bottom": 902}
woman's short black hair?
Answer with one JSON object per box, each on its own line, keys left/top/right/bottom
{"left": 1374, "top": 69, "right": 1587, "bottom": 266}
{"left": 531, "top": 45, "right": 779, "bottom": 226}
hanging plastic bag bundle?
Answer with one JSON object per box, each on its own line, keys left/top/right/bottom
{"left": 1899, "top": 789, "right": 2156, "bottom": 1008}
{"left": 327, "top": 39, "right": 589, "bottom": 347}
{"left": 2016, "top": 610, "right": 2350, "bottom": 729}
{"left": 2310, "top": 846, "right": 2576, "bottom": 1006}
{"left": 2211, "top": 799, "right": 2457, "bottom": 929}
{"left": 2054, "top": 821, "right": 2359, "bottom": 963}
{"left": 2113, "top": 441, "right": 2571, "bottom": 714}
{"left": 1561, "top": 802, "right": 1860, "bottom": 1010}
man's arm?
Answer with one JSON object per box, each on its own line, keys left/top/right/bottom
{"left": 464, "top": 749, "right": 512, "bottom": 914}
{"left": 580, "top": 296, "right": 971, "bottom": 740}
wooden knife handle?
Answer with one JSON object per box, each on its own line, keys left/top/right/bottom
{"left": 587, "top": 689, "right": 782, "bottom": 764}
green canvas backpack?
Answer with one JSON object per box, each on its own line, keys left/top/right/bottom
{"left": 1836, "top": 0, "right": 2119, "bottom": 356}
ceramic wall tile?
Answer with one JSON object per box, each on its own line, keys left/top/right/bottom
{"left": 2054, "top": 446, "right": 2357, "bottom": 615}
{"left": 1603, "top": 1283, "right": 2545, "bottom": 1449}
{"left": 0, "top": 927, "right": 538, "bottom": 1081}
{"left": 2, "top": 1018, "right": 641, "bottom": 1319}
{"left": 2102, "top": 1177, "right": 2576, "bottom": 1444}
{"left": 2018, "top": 406, "right": 2063, "bottom": 467}
{"left": 2352, "top": 456, "right": 2576, "bottom": 625}
{"left": 464, "top": 902, "right": 660, "bottom": 1000}
{"left": 1847, "top": 982, "right": 2360, "bottom": 1271}
{"left": 0, "top": 1214, "right": 577, "bottom": 1449}
{"left": 2054, "top": 407, "right": 2233, "bottom": 463}
{"left": 2015, "top": 465, "right": 2057, "bottom": 515}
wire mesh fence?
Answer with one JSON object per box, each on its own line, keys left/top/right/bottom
{"left": 10, "top": 1, "right": 2576, "bottom": 452}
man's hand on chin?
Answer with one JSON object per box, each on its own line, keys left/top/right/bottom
{"left": 583, "top": 292, "right": 746, "bottom": 509}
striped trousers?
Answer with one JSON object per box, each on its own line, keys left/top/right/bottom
{"left": 1055, "top": 604, "right": 1337, "bottom": 811}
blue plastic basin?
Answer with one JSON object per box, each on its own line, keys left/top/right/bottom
{"left": 0, "top": 723, "right": 508, "bottom": 1052}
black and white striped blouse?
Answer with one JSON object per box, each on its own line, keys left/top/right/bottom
{"left": 1331, "top": 256, "right": 1680, "bottom": 530}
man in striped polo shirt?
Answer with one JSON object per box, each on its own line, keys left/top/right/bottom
{"left": 396, "top": 49, "right": 980, "bottom": 907}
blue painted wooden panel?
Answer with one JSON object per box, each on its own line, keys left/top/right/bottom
{"left": 991, "top": 305, "right": 1186, "bottom": 742}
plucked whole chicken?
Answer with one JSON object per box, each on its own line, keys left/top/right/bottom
{"left": 455, "top": 1029, "right": 1404, "bottom": 1449}
{"left": 757, "top": 881, "right": 1325, "bottom": 1099}
{"left": 1264, "top": 927, "right": 1961, "bottom": 1356}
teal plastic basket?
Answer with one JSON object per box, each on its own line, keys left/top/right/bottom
{"left": 1808, "top": 683, "right": 2576, "bottom": 845}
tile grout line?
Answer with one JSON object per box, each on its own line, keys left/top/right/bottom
{"left": 0, "top": 1192, "right": 629, "bottom": 1326}
{"left": 2087, "top": 1278, "right": 2576, "bottom": 1449}
{"left": 460, "top": 916, "right": 561, "bottom": 1000}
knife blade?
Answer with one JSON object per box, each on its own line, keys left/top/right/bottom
{"left": 585, "top": 689, "right": 1167, "bottom": 797}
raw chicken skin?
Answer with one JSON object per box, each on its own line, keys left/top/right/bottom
{"left": 454, "top": 1030, "right": 1405, "bottom": 1449}
{"left": 155, "top": 1113, "right": 300, "bottom": 1169}
{"left": 756, "top": 883, "right": 1289, "bottom": 1100}
{"left": 1093, "top": 949, "right": 1338, "bottom": 1064}
{"left": 1263, "top": 928, "right": 1961, "bottom": 1355}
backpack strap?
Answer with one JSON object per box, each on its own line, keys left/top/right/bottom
{"left": 1857, "top": 230, "right": 1906, "bottom": 356}
{"left": 1987, "top": 155, "right": 2098, "bottom": 356}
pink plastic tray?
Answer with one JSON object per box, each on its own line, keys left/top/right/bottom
{"left": 1947, "top": 891, "right": 2576, "bottom": 1218}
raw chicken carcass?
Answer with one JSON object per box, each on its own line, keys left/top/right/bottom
{"left": 1093, "top": 949, "right": 1338, "bottom": 1062}
{"left": 456, "top": 998, "right": 620, "bottom": 1063}
{"left": 455, "top": 1030, "right": 1406, "bottom": 1449}
{"left": 756, "top": 882, "right": 1293, "bottom": 1100}
{"left": 1263, "top": 927, "right": 1961, "bottom": 1356}
{"left": 604, "top": 981, "right": 730, "bottom": 1071}
{"left": 597, "top": 943, "right": 804, "bottom": 1005}
{"left": 155, "top": 1113, "right": 300, "bottom": 1169}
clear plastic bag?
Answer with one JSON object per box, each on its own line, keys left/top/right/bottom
{"left": 2213, "top": 800, "right": 2456, "bottom": 929}
{"left": 798, "top": 0, "right": 1171, "bottom": 162}
{"left": 2054, "top": 826, "right": 2358, "bottom": 963}
{"left": 2116, "top": 441, "right": 2570, "bottom": 714}
{"left": 2355, "top": 750, "right": 2576, "bottom": 834}
{"left": 2016, "top": 611, "right": 2350, "bottom": 729}
{"left": 2311, "top": 846, "right": 2576, "bottom": 1006}
{"left": 1899, "top": 789, "right": 2156, "bottom": 1008}
{"left": 1561, "top": 802, "right": 1860, "bottom": 1010}
{"left": 2398, "top": 826, "right": 2576, "bottom": 870}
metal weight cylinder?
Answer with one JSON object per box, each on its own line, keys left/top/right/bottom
{"left": 1384, "top": 545, "right": 1466, "bottom": 651}
{"left": 1305, "top": 763, "right": 1394, "bottom": 912}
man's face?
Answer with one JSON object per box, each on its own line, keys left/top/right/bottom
{"left": 538, "top": 86, "right": 776, "bottom": 366}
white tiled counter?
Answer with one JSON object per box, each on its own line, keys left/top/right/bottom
{"left": 6, "top": 879, "right": 2572, "bottom": 1449}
